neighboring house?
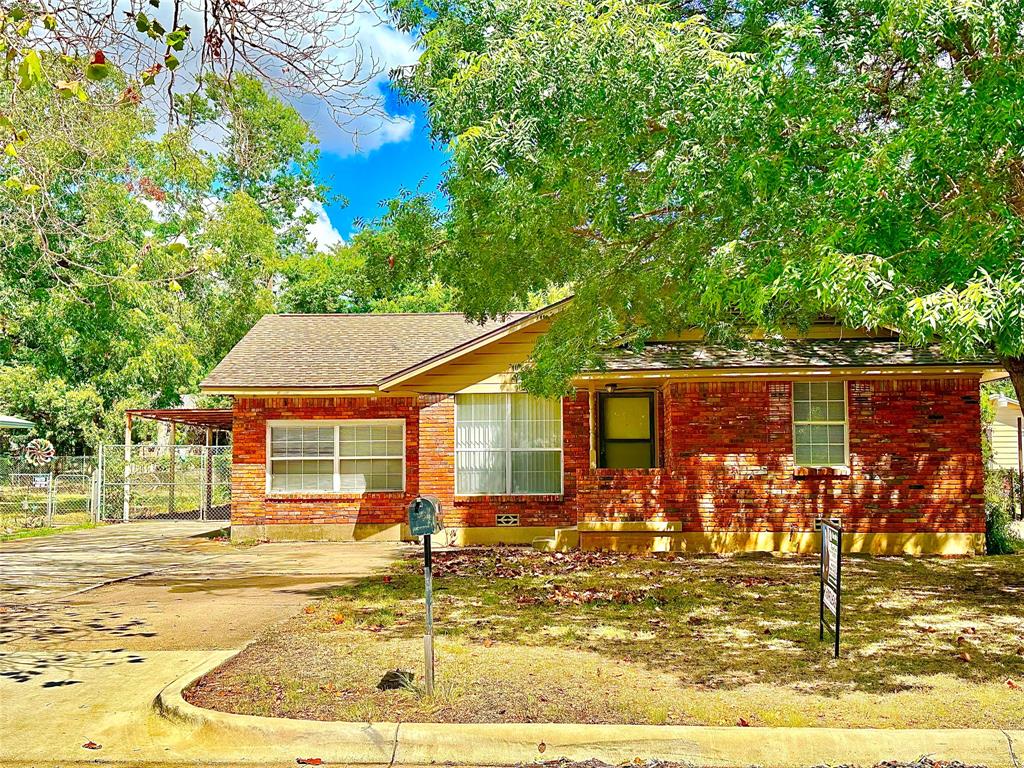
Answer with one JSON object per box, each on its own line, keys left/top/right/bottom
{"left": 988, "top": 393, "right": 1023, "bottom": 473}
{"left": 201, "top": 300, "right": 1006, "bottom": 555}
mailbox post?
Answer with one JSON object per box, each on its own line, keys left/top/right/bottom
{"left": 408, "top": 496, "right": 443, "bottom": 695}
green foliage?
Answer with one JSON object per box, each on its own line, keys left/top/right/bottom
{"left": 385, "top": 0, "right": 1024, "bottom": 398}
{"left": 278, "top": 241, "right": 458, "bottom": 315}
{"left": 0, "top": 60, "right": 466, "bottom": 449}
{"left": 0, "top": 66, "right": 338, "bottom": 450}
{"left": 279, "top": 248, "right": 370, "bottom": 314}
{"left": 986, "top": 500, "right": 1023, "bottom": 555}
{"left": 0, "top": 366, "right": 104, "bottom": 453}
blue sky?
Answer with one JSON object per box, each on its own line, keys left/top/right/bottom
{"left": 314, "top": 100, "right": 449, "bottom": 241}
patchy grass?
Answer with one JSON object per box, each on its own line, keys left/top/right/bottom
{"left": 0, "top": 521, "right": 98, "bottom": 542}
{"left": 186, "top": 547, "right": 1024, "bottom": 728}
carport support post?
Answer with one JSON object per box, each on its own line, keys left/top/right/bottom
{"left": 203, "top": 426, "right": 213, "bottom": 520}
{"left": 122, "top": 415, "right": 132, "bottom": 523}
{"left": 167, "top": 422, "right": 176, "bottom": 518}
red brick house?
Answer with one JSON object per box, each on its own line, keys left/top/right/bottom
{"left": 200, "top": 300, "right": 1004, "bottom": 555}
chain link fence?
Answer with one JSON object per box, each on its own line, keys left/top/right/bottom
{"left": 97, "top": 444, "right": 231, "bottom": 522}
{"left": 0, "top": 456, "right": 97, "bottom": 533}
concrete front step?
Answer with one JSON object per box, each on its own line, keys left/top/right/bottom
{"left": 532, "top": 526, "right": 579, "bottom": 552}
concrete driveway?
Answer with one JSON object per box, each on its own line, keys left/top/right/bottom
{"left": 0, "top": 523, "right": 403, "bottom": 765}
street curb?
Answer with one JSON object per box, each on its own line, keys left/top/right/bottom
{"left": 155, "top": 652, "right": 1023, "bottom": 767}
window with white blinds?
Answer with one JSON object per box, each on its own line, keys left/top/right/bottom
{"left": 455, "top": 394, "right": 562, "bottom": 495}
{"left": 268, "top": 421, "right": 405, "bottom": 493}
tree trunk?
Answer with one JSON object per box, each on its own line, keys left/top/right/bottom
{"left": 1002, "top": 356, "right": 1024, "bottom": 405}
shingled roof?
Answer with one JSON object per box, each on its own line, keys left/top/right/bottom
{"left": 598, "top": 339, "right": 999, "bottom": 371}
{"left": 201, "top": 312, "right": 527, "bottom": 391}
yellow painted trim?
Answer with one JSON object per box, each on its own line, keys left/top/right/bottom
{"left": 231, "top": 522, "right": 406, "bottom": 543}
{"left": 578, "top": 530, "right": 985, "bottom": 556}
{"left": 378, "top": 299, "right": 571, "bottom": 391}
{"left": 579, "top": 521, "right": 683, "bottom": 532}
{"left": 427, "top": 526, "right": 557, "bottom": 546}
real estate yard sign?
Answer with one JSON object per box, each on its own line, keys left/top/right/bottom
{"left": 819, "top": 519, "right": 842, "bottom": 659}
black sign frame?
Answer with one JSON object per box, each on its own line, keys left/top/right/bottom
{"left": 819, "top": 519, "right": 842, "bottom": 659}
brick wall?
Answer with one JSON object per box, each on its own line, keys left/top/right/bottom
{"left": 231, "top": 377, "right": 985, "bottom": 536}
{"left": 232, "top": 396, "right": 422, "bottom": 527}
{"left": 576, "top": 378, "right": 985, "bottom": 534}
{"left": 417, "top": 394, "right": 587, "bottom": 528}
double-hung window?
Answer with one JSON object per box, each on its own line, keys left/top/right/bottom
{"left": 792, "top": 382, "right": 848, "bottom": 467}
{"left": 455, "top": 394, "right": 562, "bottom": 495}
{"left": 268, "top": 421, "right": 405, "bottom": 493}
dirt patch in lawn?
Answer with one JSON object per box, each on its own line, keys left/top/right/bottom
{"left": 185, "top": 547, "right": 1024, "bottom": 728}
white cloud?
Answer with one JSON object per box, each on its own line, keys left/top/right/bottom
{"left": 100, "top": 1, "right": 421, "bottom": 159}
{"left": 292, "top": 15, "right": 422, "bottom": 157}
{"left": 303, "top": 199, "right": 346, "bottom": 251}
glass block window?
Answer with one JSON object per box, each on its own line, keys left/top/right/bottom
{"left": 268, "top": 421, "right": 404, "bottom": 493}
{"left": 792, "top": 382, "right": 848, "bottom": 467}
{"left": 455, "top": 394, "right": 562, "bottom": 495}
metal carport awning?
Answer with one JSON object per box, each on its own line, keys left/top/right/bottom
{"left": 0, "top": 414, "right": 35, "bottom": 430}
{"left": 123, "top": 408, "right": 233, "bottom": 431}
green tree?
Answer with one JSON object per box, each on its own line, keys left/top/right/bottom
{"left": 1, "top": 67, "right": 328, "bottom": 449}
{"left": 386, "top": 0, "right": 1024, "bottom": 399}
{"left": 278, "top": 238, "right": 459, "bottom": 315}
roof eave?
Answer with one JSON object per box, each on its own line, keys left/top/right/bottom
{"left": 377, "top": 296, "right": 573, "bottom": 391}
{"left": 575, "top": 364, "right": 1001, "bottom": 382}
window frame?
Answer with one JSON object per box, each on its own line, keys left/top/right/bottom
{"left": 265, "top": 419, "right": 406, "bottom": 495}
{"left": 597, "top": 391, "right": 657, "bottom": 469}
{"left": 453, "top": 394, "right": 564, "bottom": 496}
{"left": 791, "top": 381, "right": 850, "bottom": 468}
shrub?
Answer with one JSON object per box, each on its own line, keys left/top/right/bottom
{"left": 986, "top": 500, "right": 1023, "bottom": 555}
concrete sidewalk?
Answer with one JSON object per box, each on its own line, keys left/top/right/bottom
{"left": 4, "top": 642, "right": 1020, "bottom": 768}
{"left": 0, "top": 522, "right": 226, "bottom": 604}
{"left": 0, "top": 526, "right": 403, "bottom": 766}
{"left": 152, "top": 653, "right": 1023, "bottom": 767}
{"left": 3, "top": 527, "right": 1019, "bottom": 767}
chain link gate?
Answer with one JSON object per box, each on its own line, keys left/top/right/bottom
{"left": 0, "top": 457, "right": 96, "bottom": 532}
{"left": 97, "top": 444, "right": 231, "bottom": 522}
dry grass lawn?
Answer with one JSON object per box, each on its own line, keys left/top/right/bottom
{"left": 186, "top": 547, "right": 1024, "bottom": 728}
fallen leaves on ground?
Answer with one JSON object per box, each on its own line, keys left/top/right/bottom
{"left": 515, "top": 583, "right": 664, "bottom": 606}
{"left": 296, "top": 758, "right": 323, "bottom": 765}
{"left": 430, "top": 548, "right": 663, "bottom": 579}
{"left": 81, "top": 741, "right": 101, "bottom": 750}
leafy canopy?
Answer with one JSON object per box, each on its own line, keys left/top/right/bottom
{"left": 0, "top": 69, "right": 321, "bottom": 451}
{"left": 385, "top": 0, "right": 1024, "bottom": 397}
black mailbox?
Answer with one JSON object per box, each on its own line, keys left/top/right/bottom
{"left": 408, "top": 496, "right": 443, "bottom": 537}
